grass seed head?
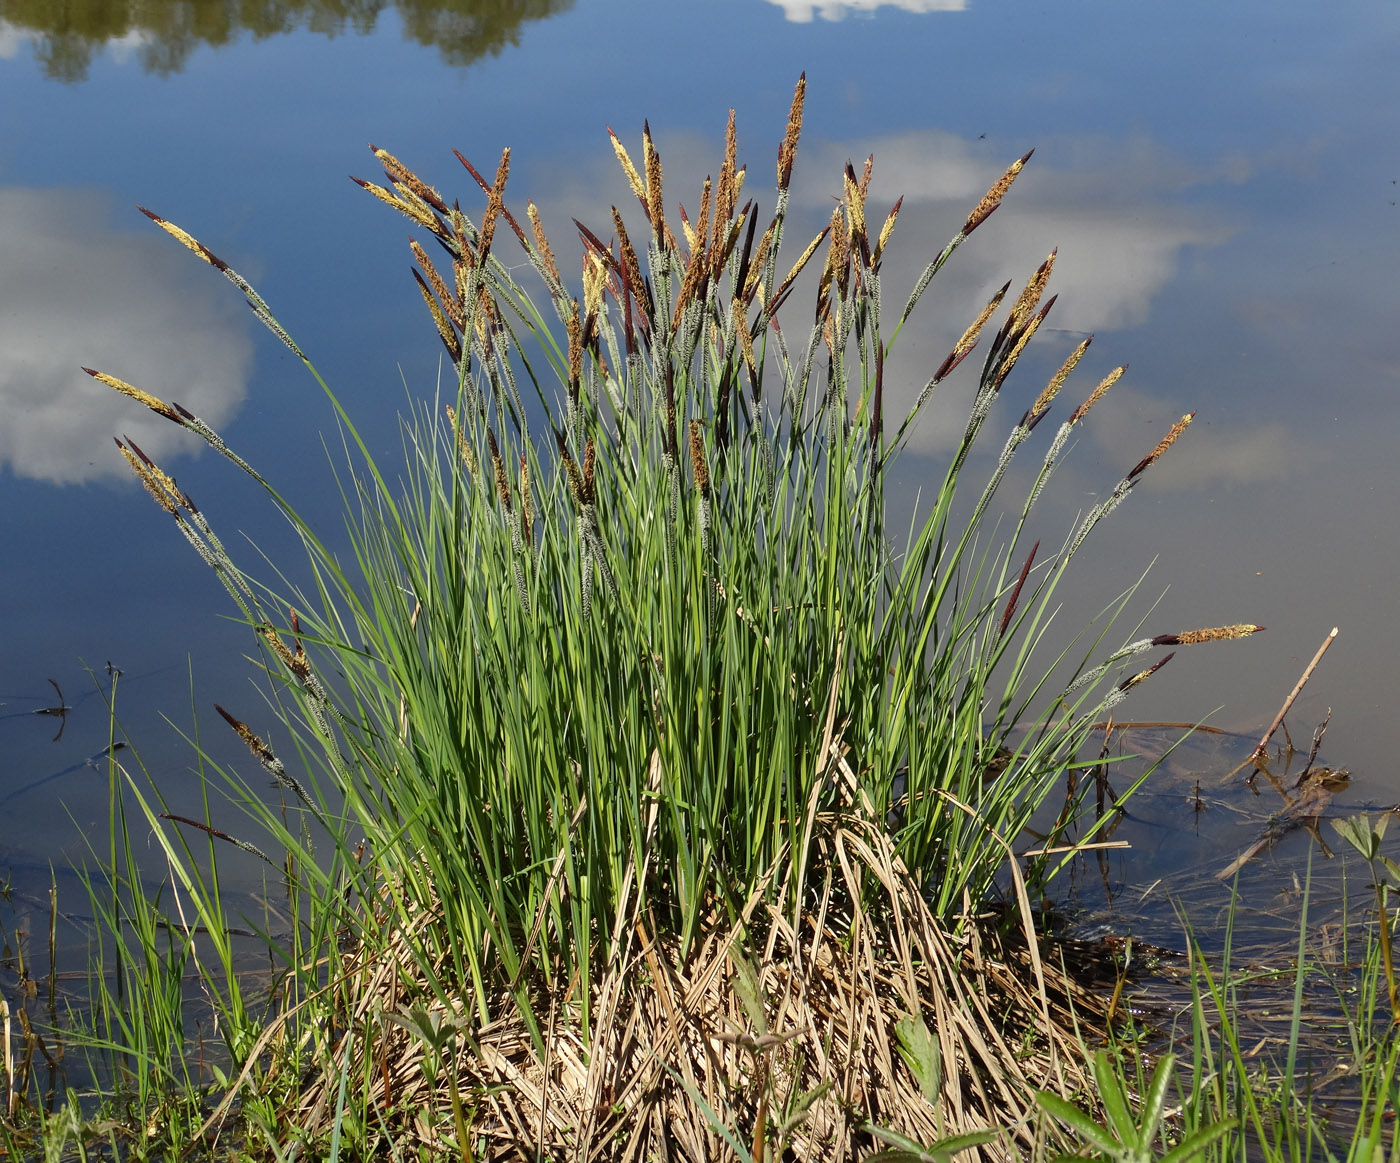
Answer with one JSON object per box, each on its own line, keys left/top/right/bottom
{"left": 1152, "top": 624, "right": 1265, "bottom": 646}
{"left": 372, "top": 145, "right": 448, "bottom": 214}
{"left": 609, "top": 126, "right": 647, "bottom": 209}
{"left": 843, "top": 162, "right": 867, "bottom": 248}
{"left": 558, "top": 435, "right": 584, "bottom": 506}
{"left": 1119, "top": 651, "right": 1175, "bottom": 691}
{"left": 410, "top": 239, "right": 464, "bottom": 330}
{"left": 1009, "top": 249, "right": 1057, "bottom": 332}
{"left": 518, "top": 454, "right": 534, "bottom": 536}
{"left": 777, "top": 73, "right": 807, "bottom": 191}
{"left": 567, "top": 299, "right": 583, "bottom": 398}
{"left": 716, "top": 109, "right": 738, "bottom": 230}
{"left": 138, "top": 207, "right": 228, "bottom": 270}
{"left": 85, "top": 368, "right": 182, "bottom": 423}
{"left": 1029, "top": 336, "right": 1092, "bottom": 422}
{"left": 1128, "top": 411, "right": 1194, "bottom": 480}
{"left": 487, "top": 428, "right": 512, "bottom": 513}
{"left": 116, "top": 439, "right": 178, "bottom": 515}
{"left": 351, "top": 177, "right": 441, "bottom": 232}
{"left": 935, "top": 280, "right": 1009, "bottom": 380}
{"left": 994, "top": 295, "right": 1054, "bottom": 390}
{"left": 444, "top": 403, "right": 476, "bottom": 476}
{"left": 689, "top": 420, "right": 711, "bottom": 498}
{"left": 1068, "top": 365, "right": 1126, "bottom": 424}
{"left": 962, "top": 148, "right": 1033, "bottom": 236}
{"left": 643, "top": 120, "right": 665, "bottom": 243}
{"left": 476, "top": 147, "right": 510, "bottom": 265}
{"left": 872, "top": 196, "right": 903, "bottom": 267}
{"left": 526, "top": 201, "right": 562, "bottom": 287}
{"left": 612, "top": 207, "right": 649, "bottom": 331}
{"left": 412, "top": 269, "right": 462, "bottom": 364}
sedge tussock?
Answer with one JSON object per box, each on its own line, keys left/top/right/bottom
{"left": 82, "top": 79, "right": 1269, "bottom": 1163}
{"left": 273, "top": 819, "right": 1103, "bottom": 1162}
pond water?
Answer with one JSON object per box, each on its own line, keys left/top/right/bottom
{"left": 2, "top": 0, "right": 1399, "bottom": 994}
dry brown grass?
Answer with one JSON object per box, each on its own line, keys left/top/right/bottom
{"left": 229, "top": 751, "right": 1107, "bottom": 1162}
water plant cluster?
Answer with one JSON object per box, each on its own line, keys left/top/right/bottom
{"left": 2, "top": 78, "right": 1396, "bottom": 1161}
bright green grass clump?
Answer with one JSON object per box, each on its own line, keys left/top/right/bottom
{"left": 43, "top": 78, "right": 1274, "bottom": 1157}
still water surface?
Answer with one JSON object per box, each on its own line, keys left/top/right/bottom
{"left": 2, "top": 0, "right": 1398, "bottom": 948}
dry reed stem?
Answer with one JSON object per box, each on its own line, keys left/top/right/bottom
{"left": 1251, "top": 626, "right": 1339, "bottom": 761}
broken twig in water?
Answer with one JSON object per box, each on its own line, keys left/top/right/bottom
{"left": 1251, "top": 627, "right": 1338, "bottom": 762}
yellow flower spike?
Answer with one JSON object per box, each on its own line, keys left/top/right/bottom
{"left": 843, "top": 164, "right": 866, "bottom": 245}
{"left": 583, "top": 252, "right": 608, "bottom": 323}
{"left": 476, "top": 147, "right": 510, "bottom": 266}
{"left": 1152, "top": 624, "right": 1265, "bottom": 646}
{"left": 84, "top": 368, "right": 182, "bottom": 423}
{"left": 608, "top": 127, "right": 647, "bottom": 207}
{"left": 993, "top": 301, "right": 1052, "bottom": 389}
{"left": 715, "top": 109, "right": 738, "bottom": 229}
{"left": 351, "top": 177, "right": 439, "bottom": 231}
{"left": 527, "top": 202, "right": 561, "bottom": 287}
{"left": 1008, "top": 249, "right": 1057, "bottom": 332}
{"left": 963, "top": 148, "right": 1034, "bottom": 236}
{"left": 695, "top": 176, "right": 712, "bottom": 259}
{"left": 115, "top": 440, "right": 178, "bottom": 516}
{"left": 1128, "top": 412, "right": 1195, "bottom": 480}
{"left": 412, "top": 270, "right": 462, "bottom": 364}
{"left": 1027, "top": 336, "right": 1092, "bottom": 421}
{"left": 777, "top": 73, "right": 806, "bottom": 191}
{"left": 137, "top": 207, "right": 220, "bottom": 267}
{"left": 762, "top": 223, "right": 824, "bottom": 310}
{"left": 689, "top": 420, "right": 711, "bottom": 499}
{"left": 643, "top": 120, "right": 665, "bottom": 242}
{"left": 872, "top": 196, "right": 903, "bottom": 267}
{"left": 1068, "top": 365, "right": 1126, "bottom": 425}
{"left": 567, "top": 299, "right": 583, "bottom": 395}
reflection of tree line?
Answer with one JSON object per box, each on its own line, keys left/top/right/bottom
{"left": 0, "top": 0, "right": 571, "bottom": 81}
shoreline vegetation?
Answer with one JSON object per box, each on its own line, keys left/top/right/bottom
{"left": 3, "top": 78, "right": 1397, "bottom": 1160}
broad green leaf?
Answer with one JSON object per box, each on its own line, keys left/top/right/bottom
{"left": 895, "top": 1012, "right": 943, "bottom": 1105}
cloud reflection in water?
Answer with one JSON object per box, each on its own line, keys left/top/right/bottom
{"left": 0, "top": 186, "right": 251, "bottom": 484}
